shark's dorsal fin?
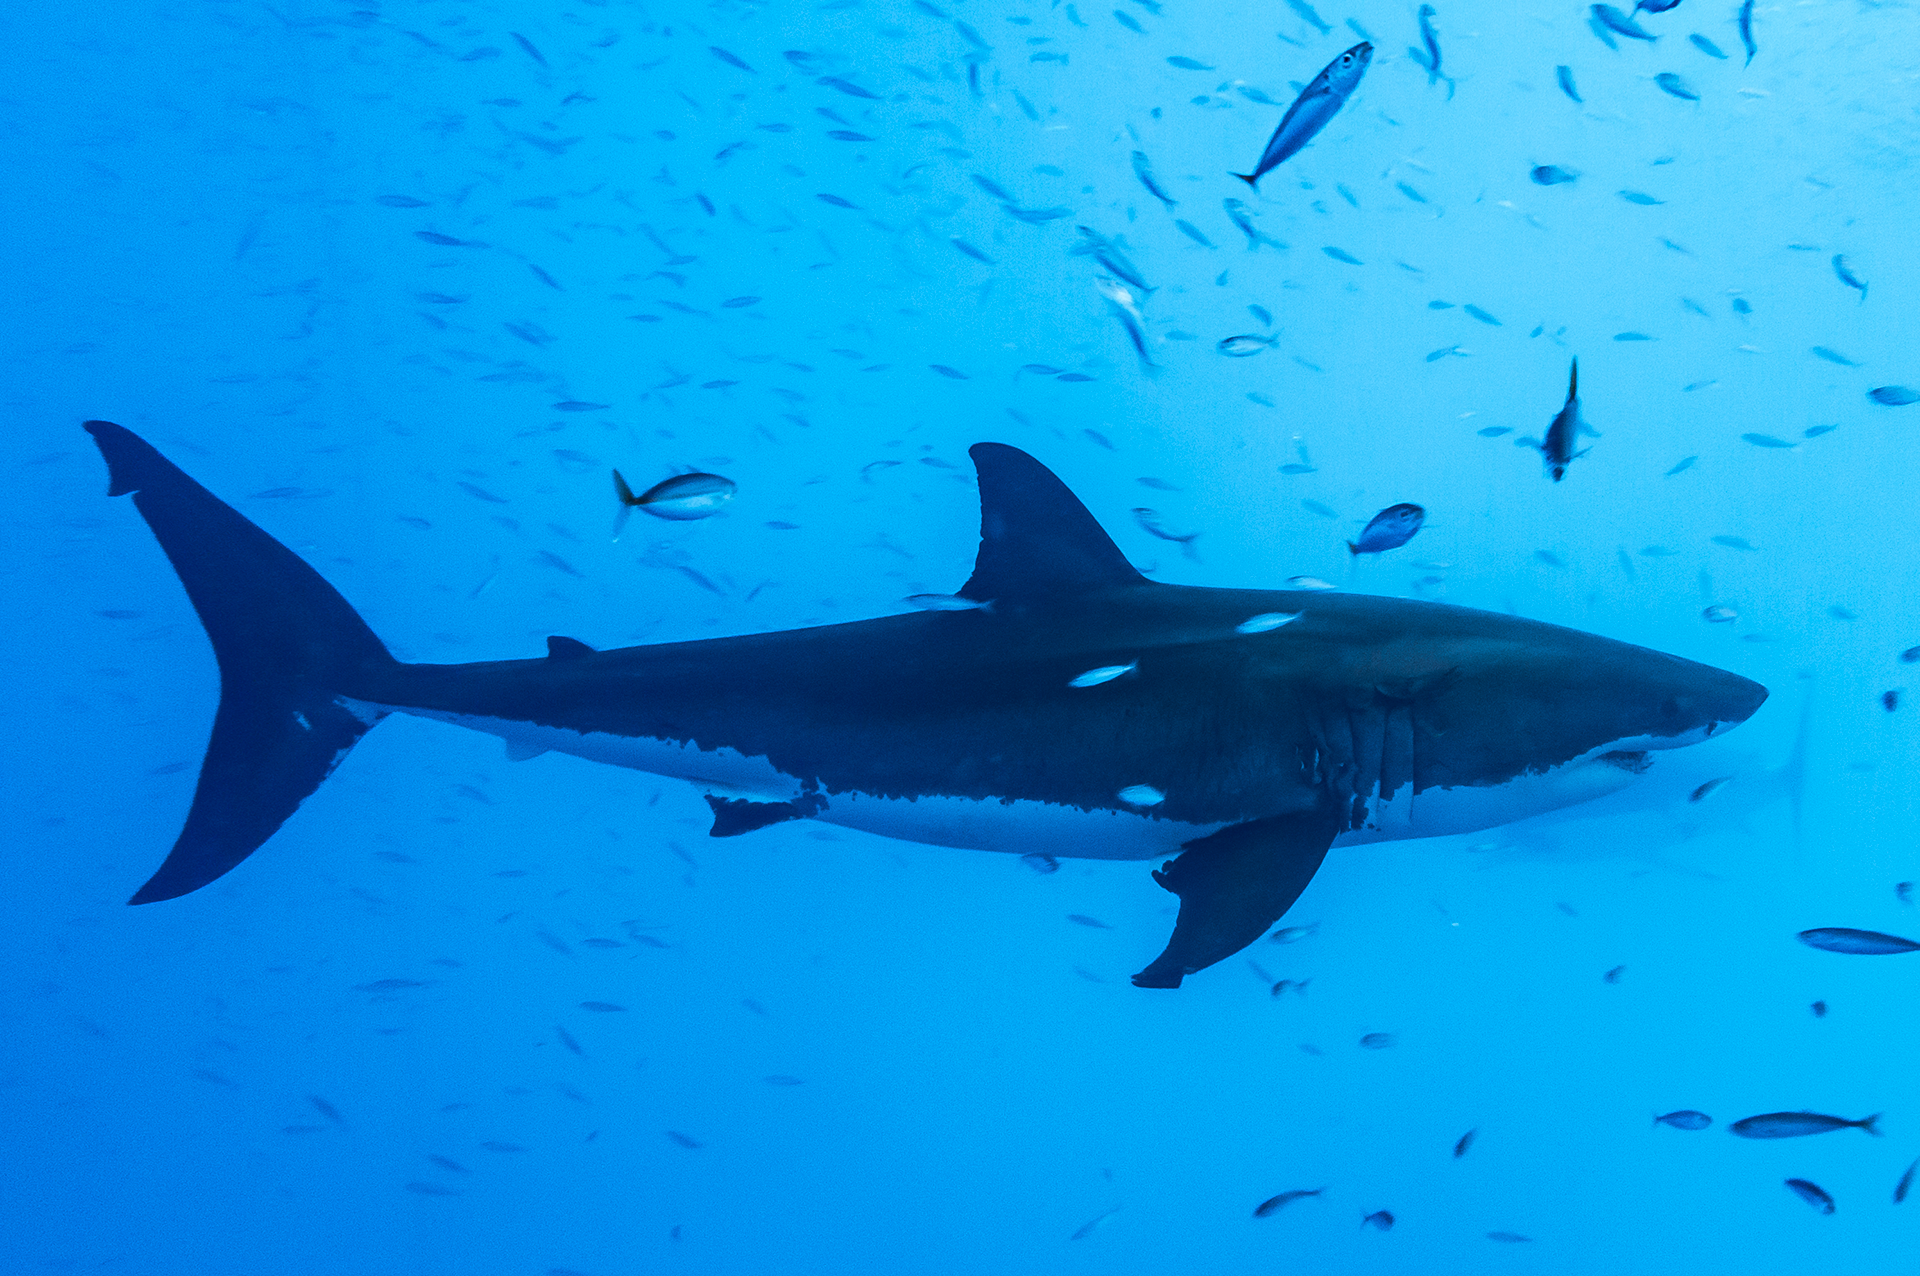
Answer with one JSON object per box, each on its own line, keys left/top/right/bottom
{"left": 959, "top": 443, "right": 1148, "bottom": 602}
{"left": 547, "top": 635, "right": 594, "bottom": 660}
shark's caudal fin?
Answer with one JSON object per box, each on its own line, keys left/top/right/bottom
{"left": 83, "top": 422, "right": 399, "bottom": 903}
{"left": 958, "top": 443, "right": 1148, "bottom": 603}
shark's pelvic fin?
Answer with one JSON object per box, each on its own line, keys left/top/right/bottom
{"left": 83, "top": 421, "right": 399, "bottom": 904}
{"left": 958, "top": 443, "right": 1148, "bottom": 603}
{"left": 1132, "top": 804, "right": 1340, "bottom": 989}
{"left": 705, "top": 793, "right": 827, "bottom": 838}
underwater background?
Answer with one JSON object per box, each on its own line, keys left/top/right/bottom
{"left": 8, "top": 0, "right": 1920, "bottom": 1271}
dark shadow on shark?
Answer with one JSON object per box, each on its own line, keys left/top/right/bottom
{"left": 81, "top": 422, "right": 1767, "bottom": 988}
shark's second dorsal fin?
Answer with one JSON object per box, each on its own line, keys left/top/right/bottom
{"left": 547, "top": 635, "right": 594, "bottom": 660}
{"left": 958, "top": 443, "right": 1148, "bottom": 602}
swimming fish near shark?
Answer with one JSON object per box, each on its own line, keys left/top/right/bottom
{"left": 1540, "top": 357, "right": 1593, "bottom": 481}
{"left": 81, "top": 422, "right": 1766, "bottom": 989}
{"left": 1232, "top": 42, "right": 1373, "bottom": 191}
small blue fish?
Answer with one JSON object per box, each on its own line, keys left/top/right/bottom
{"left": 1620, "top": 190, "right": 1665, "bottom": 205}
{"left": 1531, "top": 164, "right": 1578, "bottom": 185}
{"left": 1174, "top": 219, "right": 1215, "bottom": 247}
{"left": 1655, "top": 1110, "right": 1712, "bottom": 1130}
{"left": 1233, "top": 43, "right": 1373, "bottom": 190}
{"left": 1556, "top": 65, "right": 1583, "bottom": 102}
{"left": 1739, "top": 0, "right": 1757, "bottom": 65}
{"left": 1541, "top": 357, "right": 1589, "bottom": 482}
{"left": 1733, "top": 1111, "right": 1880, "bottom": 1139}
{"left": 1222, "top": 198, "right": 1280, "bottom": 251}
{"left": 1132, "top": 151, "right": 1177, "bottom": 209}
{"left": 1410, "top": 5, "right": 1456, "bottom": 99}
{"left": 612, "top": 469, "right": 735, "bottom": 536}
{"left": 1349, "top": 503, "right": 1425, "bottom": 555}
{"left": 1323, "top": 246, "right": 1364, "bottom": 265}
{"left": 973, "top": 174, "right": 1014, "bottom": 201}
{"left": 1869, "top": 386, "right": 1919, "bottom": 407}
{"left": 1799, "top": 927, "right": 1920, "bottom": 954}
{"left": 1833, "top": 254, "right": 1868, "bottom": 303}
{"left": 1655, "top": 72, "right": 1698, "bottom": 100}
{"left": 905, "top": 593, "right": 993, "bottom": 613}
{"left": 1812, "top": 347, "right": 1857, "bottom": 366}
{"left": 1069, "top": 662, "right": 1137, "bottom": 688}
{"left": 1133, "top": 507, "right": 1200, "bottom": 559}
{"left": 1166, "top": 56, "right": 1214, "bottom": 70}
{"left": 1689, "top": 33, "right": 1727, "bottom": 58}
{"left": 1786, "top": 1179, "right": 1835, "bottom": 1216}
{"left": 1593, "top": 4, "right": 1657, "bottom": 41}
{"left": 1633, "top": 0, "right": 1682, "bottom": 12}
{"left": 1218, "top": 334, "right": 1277, "bottom": 356}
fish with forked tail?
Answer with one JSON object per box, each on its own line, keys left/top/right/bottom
{"left": 1232, "top": 43, "right": 1373, "bottom": 190}
{"left": 1730, "top": 1111, "right": 1880, "bottom": 1139}
{"left": 1539, "top": 357, "right": 1593, "bottom": 482}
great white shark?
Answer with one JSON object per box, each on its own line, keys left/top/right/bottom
{"left": 83, "top": 421, "right": 1768, "bottom": 988}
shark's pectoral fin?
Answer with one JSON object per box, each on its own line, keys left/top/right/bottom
{"left": 1132, "top": 804, "right": 1339, "bottom": 989}
{"left": 705, "top": 792, "right": 827, "bottom": 838}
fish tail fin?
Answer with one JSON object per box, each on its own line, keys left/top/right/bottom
{"left": 1230, "top": 173, "right": 1260, "bottom": 191}
{"left": 611, "top": 469, "right": 641, "bottom": 540}
{"left": 1568, "top": 356, "right": 1579, "bottom": 401}
{"left": 1863, "top": 1114, "right": 1883, "bottom": 1136}
{"left": 1347, "top": 541, "right": 1359, "bottom": 556}
{"left": 1179, "top": 536, "right": 1201, "bottom": 562}
{"left": 83, "top": 422, "right": 401, "bottom": 904}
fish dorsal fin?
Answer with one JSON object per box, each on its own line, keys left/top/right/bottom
{"left": 547, "top": 635, "right": 594, "bottom": 660}
{"left": 958, "top": 443, "right": 1148, "bottom": 602}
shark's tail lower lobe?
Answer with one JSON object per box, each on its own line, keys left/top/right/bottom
{"left": 84, "top": 421, "right": 399, "bottom": 903}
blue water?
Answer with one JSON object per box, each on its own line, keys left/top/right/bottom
{"left": 8, "top": 1, "right": 1920, "bottom": 1271}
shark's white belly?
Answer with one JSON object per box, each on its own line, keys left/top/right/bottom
{"left": 390, "top": 707, "right": 1653, "bottom": 862}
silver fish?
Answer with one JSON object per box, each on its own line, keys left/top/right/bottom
{"left": 1655, "top": 72, "right": 1698, "bottom": 100}
{"left": 612, "top": 469, "right": 735, "bottom": 536}
{"left": 1410, "top": 5, "right": 1455, "bottom": 98}
{"left": 1068, "top": 662, "right": 1137, "bottom": 688}
{"left": 1254, "top": 1188, "right": 1323, "bottom": 1217}
{"left": 904, "top": 593, "right": 993, "bottom": 612}
{"left": 1798, "top": 927, "right": 1920, "bottom": 955}
{"left": 1655, "top": 1110, "right": 1712, "bottom": 1130}
{"left": 1132, "top": 150, "right": 1177, "bottom": 209}
{"left": 1592, "top": 4, "right": 1656, "bottom": 41}
{"left": 1132, "top": 507, "right": 1200, "bottom": 559}
{"left": 1540, "top": 357, "right": 1590, "bottom": 482}
{"left": 1730, "top": 1111, "right": 1881, "bottom": 1138}
{"left": 1232, "top": 43, "right": 1373, "bottom": 190}
{"left": 1785, "top": 1179, "right": 1835, "bottom": 1215}
{"left": 1833, "top": 254, "right": 1868, "bottom": 303}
